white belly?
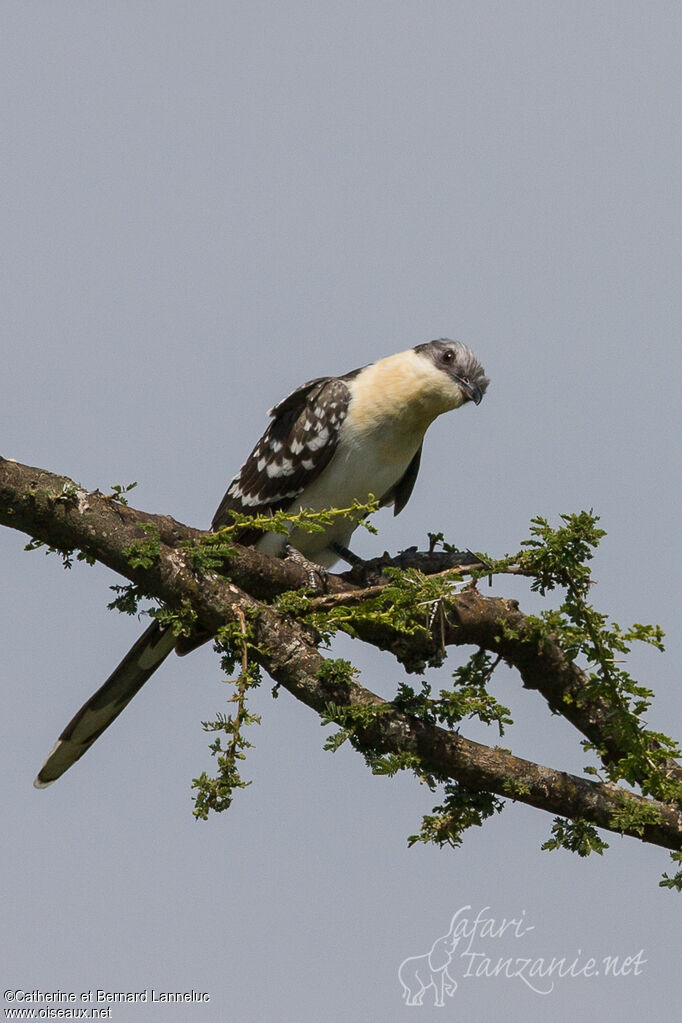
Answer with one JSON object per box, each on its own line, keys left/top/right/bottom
{"left": 255, "top": 424, "right": 423, "bottom": 567}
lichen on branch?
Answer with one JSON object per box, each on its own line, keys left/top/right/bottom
{"left": 1, "top": 455, "right": 681, "bottom": 889}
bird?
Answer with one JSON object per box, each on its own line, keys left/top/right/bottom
{"left": 34, "top": 338, "right": 489, "bottom": 787}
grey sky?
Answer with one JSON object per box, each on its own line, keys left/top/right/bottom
{"left": 1, "top": 3, "right": 681, "bottom": 1020}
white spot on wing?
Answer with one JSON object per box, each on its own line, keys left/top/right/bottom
{"left": 307, "top": 427, "right": 329, "bottom": 451}
{"left": 137, "top": 629, "right": 176, "bottom": 670}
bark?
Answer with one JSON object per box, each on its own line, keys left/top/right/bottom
{"left": 2, "top": 455, "right": 681, "bottom": 852}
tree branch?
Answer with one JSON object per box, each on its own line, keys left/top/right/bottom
{"left": 311, "top": 572, "right": 682, "bottom": 788}
{"left": 2, "top": 455, "right": 680, "bottom": 852}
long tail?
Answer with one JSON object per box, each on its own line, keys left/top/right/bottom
{"left": 34, "top": 621, "right": 177, "bottom": 788}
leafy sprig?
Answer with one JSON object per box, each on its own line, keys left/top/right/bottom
{"left": 192, "top": 611, "right": 262, "bottom": 819}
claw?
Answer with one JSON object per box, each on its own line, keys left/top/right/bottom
{"left": 282, "top": 543, "right": 330, "bottom": 591}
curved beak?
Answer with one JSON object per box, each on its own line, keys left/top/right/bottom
{"left": 458, "top": 378, "right": 484, "bottom": 406}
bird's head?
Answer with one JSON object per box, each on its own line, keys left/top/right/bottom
{"left": 414, "top": 338, "right": 489, "bottom": 408}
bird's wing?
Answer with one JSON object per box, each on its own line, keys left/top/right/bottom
{"left": 34, "top": 375, "right": 355, "bottom": 786}
{"left": 380, "top": 442, "right": 423, "bottom": 516}
{"left": 211, "top": 376, "right": 352, "bottom": 536}
{"left": 34, "top": 621, "right": 176, "bottom": 787}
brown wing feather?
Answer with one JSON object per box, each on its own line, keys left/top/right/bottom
{"left": 380, "top": 442, "right": 423, "bottom": 516}
{"left": 34, "top": 621, "right": 176, "bottom": 786}
{"left": 211, "top": 376, "right": 351, "bottom": 536}
{"left": 36, "top": 368, "right": 364, "bottom": 785}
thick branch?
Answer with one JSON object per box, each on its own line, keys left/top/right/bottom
{"left": 312, "top": 578, "right": 682, "bottom": 788}
{"left": 0, "top": 456, "right": 353, "bottom": 600}
{"left": 2, "top": 456, "right": 680, "bottom": 850}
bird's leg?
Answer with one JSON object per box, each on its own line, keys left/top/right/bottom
{"left": 282, "top": 543, "right": 330, "bottom": 591}
{"left": 331, "top": 542, "right": 390, "bottom": 585}
{"left": 330, "top": 541, "right": 364, "bottom": 567}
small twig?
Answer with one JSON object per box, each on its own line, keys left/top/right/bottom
{"left": 226, "top": 608, "right": 250, "bottom": 766}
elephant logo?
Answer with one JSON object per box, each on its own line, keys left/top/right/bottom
{"left": 398, "top": 914, "right": 460, "bottom": 1007}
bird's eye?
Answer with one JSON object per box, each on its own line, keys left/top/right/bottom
{"left": 442, "top": 350, "right": 454, "bottom": 364}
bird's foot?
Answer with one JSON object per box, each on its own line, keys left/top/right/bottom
{"left": 282, "top": 543, "right": 330, "bottom": 591}
{"left": 331, "top": 543, "right": 394, "bottom": 586}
